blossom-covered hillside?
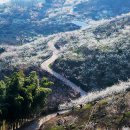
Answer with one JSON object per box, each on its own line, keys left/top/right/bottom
{"left": 52, "top": 13, "right": 130, "bottom": 91}
{"left": 1, "top": 12, "right": 130, "bottom": 93}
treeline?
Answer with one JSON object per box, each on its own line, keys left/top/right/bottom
{"left": 0, "top": 71, "right": 53, "bottom": 129}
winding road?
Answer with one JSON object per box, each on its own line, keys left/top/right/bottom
{"left": 21, "top": 40, "right": 86, "bottom": 130}
{"left": 41, "top": 39, "right": 87, "bottom": 97}
{"left": 20, "top": 37, "right": 130, "bottom": 130}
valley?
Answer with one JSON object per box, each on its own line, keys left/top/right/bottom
{"left": 0, "top": 0, "right": 130, "bottom": 129}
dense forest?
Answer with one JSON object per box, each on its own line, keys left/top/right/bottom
{"left": 0, "top": 71, "right": 52, "bottom": 129}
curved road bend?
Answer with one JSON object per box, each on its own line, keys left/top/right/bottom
{"left": 41, "top": 40, "right": 86, "bottom": 96}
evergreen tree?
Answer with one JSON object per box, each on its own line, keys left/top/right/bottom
{"left": 0, "top": 71, "right": 52, "bottom": 126}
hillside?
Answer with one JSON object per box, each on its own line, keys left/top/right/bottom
{"left": 51, "top": 13, "right": 130, "bottom": 92}
{"left": 39, "top": 89, "right": 130, "bottom": 130}
{"left": 1, "top": 12, "right": 130, "bottom": 98}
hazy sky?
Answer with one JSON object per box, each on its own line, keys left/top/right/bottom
{"left": 0, "top": 0, "right": 9, "bottom": 4}
{"left": 0, "top": 0, "right": 46, "bottom": 4}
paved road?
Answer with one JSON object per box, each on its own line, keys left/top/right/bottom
{"left": 20, "top": 110, "right": 69, "bottom": 130}
{"left": 41, "top": 39, "right": 86, "bottom": 97}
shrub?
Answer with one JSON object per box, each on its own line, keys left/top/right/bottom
{"left": 99, "top": 100, "right": 108, "bottom": 106}
{"left": 84, "top": 104, "right": 93, "bottom": 110}
{"left": 0, "top": 48, "right": 5, "bottom": 54}
{"left": 50, "top": 126, "right": 65, "bottom": 130}
{"left": 125, "top": 111, "right": 130, "bottom": 118}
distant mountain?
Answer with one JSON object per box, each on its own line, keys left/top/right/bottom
{"left": 0, "top": 0, "right": 130, "bottom": 45}
{"left": 74, "top": 0, "right": 130, "bottom": 20}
